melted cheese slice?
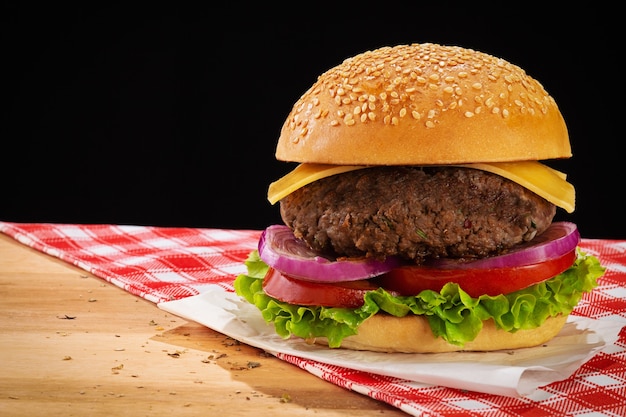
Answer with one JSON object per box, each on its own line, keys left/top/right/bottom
{"left": 267, "top": 161, "right": 575, "bottom": 213}
{"left": 268, "top": 164, "right": 368, "bottom": 204}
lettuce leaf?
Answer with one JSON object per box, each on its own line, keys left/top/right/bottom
{"left": 233, "top": 249, "right": 605, "bottom": 348}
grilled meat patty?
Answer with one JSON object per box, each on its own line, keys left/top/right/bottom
{"left": 279, "top": 166, "right": 556, "bottom": 264}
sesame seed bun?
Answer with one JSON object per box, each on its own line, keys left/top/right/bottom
{"left": 314, "top": 314, "right": 569, "bottom": 353}
{"left": 276, "top": 43, "right": 570, "bottom": 165}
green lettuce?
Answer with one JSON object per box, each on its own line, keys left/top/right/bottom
{"left": 233, "top": 249, "right": 605, "bottom": 348}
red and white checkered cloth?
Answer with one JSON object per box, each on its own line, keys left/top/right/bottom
{"left": 2, "top": 221, "right": 625, "bottom": 417}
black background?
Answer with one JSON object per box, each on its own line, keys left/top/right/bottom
{"left": 2, "top": 4, "right": 623, "bottom": 238}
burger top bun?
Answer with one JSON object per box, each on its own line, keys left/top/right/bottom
{"left": 276, "top": 43, "right": 571, "bottom": 165}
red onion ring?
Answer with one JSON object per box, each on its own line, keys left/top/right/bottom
{"left": 258, "top": 225, "right": 402, "bottom": 282}
{"left": 428, "top": 222, "right": 580, "bottom": 269}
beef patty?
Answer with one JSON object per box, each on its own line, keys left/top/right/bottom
{"left": 279, "top": 166, "right": 556, "bottom": 264}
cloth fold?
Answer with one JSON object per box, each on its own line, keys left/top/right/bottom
{"left": 2, "top": 221, "right": 626, "bottom": 417}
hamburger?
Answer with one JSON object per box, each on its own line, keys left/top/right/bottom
{"left": 234, "top": 43, "right": 605, "bottom": 353}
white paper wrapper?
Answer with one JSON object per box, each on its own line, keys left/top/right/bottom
{"left": 158, "top": 287, "right": 624, "bottom": 397}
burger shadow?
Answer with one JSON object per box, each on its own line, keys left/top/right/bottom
{"left": 150, "top": 321, "right": 397, "bottom": 412}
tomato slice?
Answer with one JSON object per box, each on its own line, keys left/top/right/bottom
{"left": 376, "top": 249, "right": 577, "bottom": 298}
{"left": 262, "top": 267, "right": 385, "bottom": 308}
{"left": 262, "top": 250, "right": 577, "bottom": 308}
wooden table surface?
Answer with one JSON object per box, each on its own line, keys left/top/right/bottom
{"left": 0, "top": 233, "right": 406, "bottom": 416}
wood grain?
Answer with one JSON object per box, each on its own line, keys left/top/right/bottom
{"left": 0, "top": 233, "right": 404, "bottom": 416}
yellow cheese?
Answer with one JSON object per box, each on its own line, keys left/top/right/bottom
{"left": 267, "top": 164, "right": 368, "bottom": 204}
{"left": 267, "top": 161, "right": 575, "bottom": 213}
{"left": 455, "top": 161, "right": 575, "bottom": 213}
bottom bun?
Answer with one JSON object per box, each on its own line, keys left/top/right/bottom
{"left": 314, "top": 314, "right": 568, "bottom": 353}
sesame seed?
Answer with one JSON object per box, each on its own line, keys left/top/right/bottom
{"left": 283, "top": 42, "right": 559, "bottom": 138}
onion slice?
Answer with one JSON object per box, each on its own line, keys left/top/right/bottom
{"left": 428, "top": 222, "right": 580, "bottom": 270}
{"left": 258, "top": 225, "right": 402, "bottom": 282}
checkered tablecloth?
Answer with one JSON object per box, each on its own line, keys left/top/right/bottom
{"left": 2, "top": 221, "right": 625, "bottom": 417}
